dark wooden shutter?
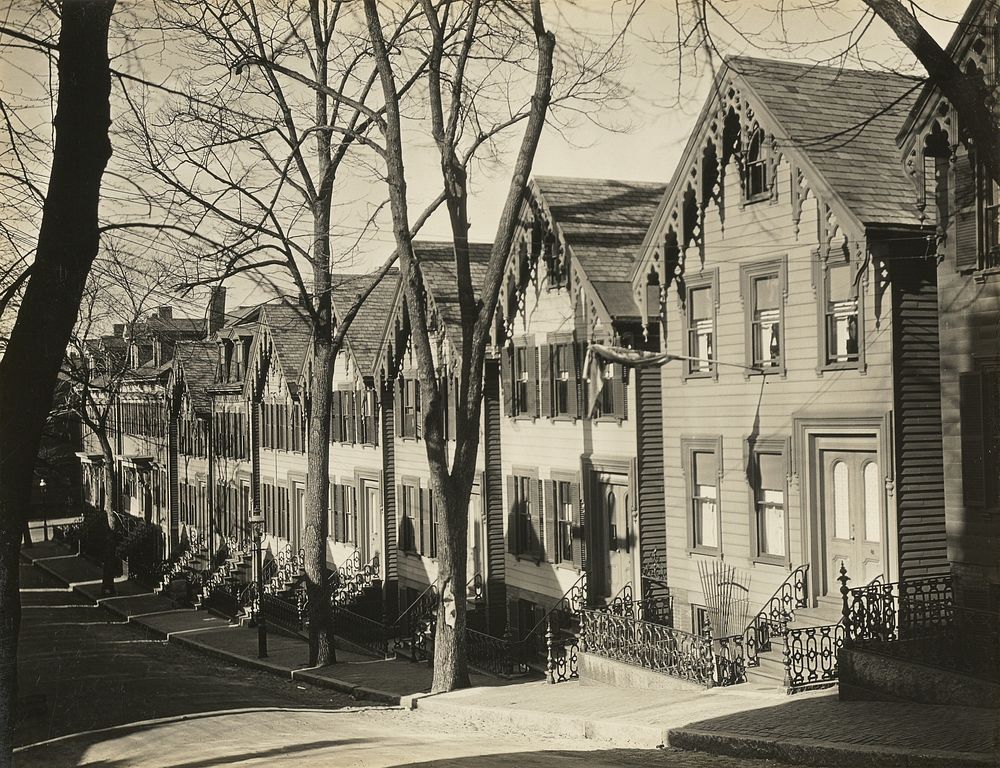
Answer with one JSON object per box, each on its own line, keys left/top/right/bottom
{"left": 331, "top": 392, "right": 342, "bottom": 443}
{"left": 371, "top": 390, "right": 379, "bottom": 447}
{"left": 350, "top": 486, "right": 358, "bottom": 544}
{"left": 347, "top": 392, "right": 357, "bottom": 444}
{"left": 529, "top": 478, "right": 540, "bottom": 559}
{"left": 543, "top": 479, "right": 556, "bottom": 562}
{"left": 612, "top": 364, "right": 625, "bottom": 419}
{"left": 539, "top": 345, "right": 551, "bottom": 417}
{"left": 419, "top": 487, "right": 429, "bottom": 555}
{"left": 415, "top": 380, "right": 422, "bottom": 439}
{"left": 570, "top": 477, "right": 585, "bottom": 570}
{"left": 954, "top": 154, "right": 979, "bottom": 272}
{"left": 960, "top": 371, "right": 987, "bottom": 506}
{"left": 396, "top": 484, "right": 405, "bottom": 550}
{"left": 525, "top": 341, "right": 538, "bottom": 417}
{"left": 501, "top": 349, "right": 513, "bottom": 417}
{"left": 568, "top": 342, "right": 581, "bottom": 418}
{"left": 394, "top": 378, "right": 403, "bottom": 438}
{"left": 332, "top": 484, "right": 342, "bottom": 541}
{"left": 506, "top": 476, "right": 516, "bottom": 553}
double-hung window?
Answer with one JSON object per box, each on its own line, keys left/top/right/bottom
{"left": 684, "top": 436, "right": 722, "bottom": 554}
{"left": 823, "top": 262, "right": 860, "bottom": 366}
{"left": 748, "top": 443, "right": 788, "bottom": 563}
{"left": 514, "top": 347, "right": 531, "bottom": 416}
{"left": 684, "top": 270, "right": 717, "bottom": 378}
{"left": 743, "top": 126, "right": 769, "bottom": 202}
{"left": 556, "top": 480, "right": 574, "bottom": 563}
{"left": 552, "top": 344, "right": 572, "bottom": 415}
{"left": 742, "top": 260, "right": 785, "bottom": 374}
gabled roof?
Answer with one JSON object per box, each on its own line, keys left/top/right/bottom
{"left": 172, "top": 340, "right": 217, "bottom": 413}
{"left": 416, "top": 241, "right": 493, "bottom": 351}
{"left": 332, "top": 268, "right": 401, "bottom": 377}
{"left": 259, "top": 302, "right": 313, "bottom": 395}
{"left": 134, "top": 316, "right": 207, "bottom": 341}
{"left": 728, "top": 56, "right": 925, "bottom": 228}
{"left": 532, "top": 176, "right": 668, "bottom": 319}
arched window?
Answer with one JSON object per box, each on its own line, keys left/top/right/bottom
{"left": 744, "top": 126, "right": 769, "bottom": 200}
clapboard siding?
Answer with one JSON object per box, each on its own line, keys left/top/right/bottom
{"left": 891, "top": 253, "right": 949, "bottom": 578}
{"left": 483, "top": 359, "right": 507, "bottom": 632}
{"left": 635, "top": 366, "right": 666, "bottom": 595}
{"left": 660, "top": 156, "right": 900, "bottom": 630}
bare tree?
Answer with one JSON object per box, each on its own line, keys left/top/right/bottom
{"left": 0, "top": 2, "right": 116, "bottom": 762}
{"left": 363, "top": 0, "right": 634, "bottom": 691}
{"left": 115, "top": 0, "right": 449, "bottom": 666}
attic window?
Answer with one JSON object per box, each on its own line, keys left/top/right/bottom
{"left": 543, "top": 231, "right": 565, "bottom": 288}
{"left": 743, "top": 126, "right": 769, "bottom": 202}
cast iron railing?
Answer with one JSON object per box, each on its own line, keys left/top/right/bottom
{"left": 263, "top": 583, "right": 307, "bottom": 633}
{"left": 393, "top": 582, "right": 439, "bottom": 661}
{"left": 744, "top": 564, "right": 809, "bottom": 661}
{"left": 581, "top": 608, "right": 732, "bottom": 687}
{"left": 333, "top": 605, "right": 391, "bottom": 658}
{"left": 517, "top": 572, "right": 587, "bottom": 680}
{"left": 468, "top": 627, "right": 529, "bottom": 677}
{"left": 329, "top": 550, "right": 380, "bottom": 606}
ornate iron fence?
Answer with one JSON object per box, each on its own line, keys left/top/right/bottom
{"left": 783, "top": 622, "right": 845, "bottom": 689}
{"left": 580, "top": 608, "right": 721, "bottom": 687}
{"left": 467, "top": 627, "right": 528, "bottom": 677}
{"left": 262, "top": 586, "right": 306, "bottom": 634}
{"left": 744, "top": 564, "right": 809, "bottom": 658}
{"left": 543, "top": 617, "right": 579, "bottom": 683}
{"left": 333, "top": 605, "right": 391, "bottom": 658}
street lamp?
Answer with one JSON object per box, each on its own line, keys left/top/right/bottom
{"left": 39, "top": 478, "right": 48, "bottom": 542}
{"left": 249, "top": 508, "right": 268, "bottom": 658}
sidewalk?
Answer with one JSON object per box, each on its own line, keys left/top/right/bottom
{"left": 410, "top": 665, "right": 999, "bottom": 766}
{"left": 19, "top": 542, "right": 495, "bottom": 706}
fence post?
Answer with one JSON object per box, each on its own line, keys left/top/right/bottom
{"left": 545, "top": 616, "right": 555, "bottom": 684}
{"left": 838, "top": 562, "right": 851, "bottom": 641}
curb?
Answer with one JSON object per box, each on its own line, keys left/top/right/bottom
{"left": 667, "top": 728, "right": 996, "bottom": 768}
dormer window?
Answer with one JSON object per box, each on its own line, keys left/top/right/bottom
{"left": 743, "top": 126, "right": 769, "bottom": 202}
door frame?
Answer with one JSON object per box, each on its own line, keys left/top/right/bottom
{"left": 355, "top": 469, "right": 382, "bottom": 574}
{"left": 582, "top": 456, "right": 637, "bottom": 604}
{"left": 793, "top": 411, "right": 896, "bottom": 603}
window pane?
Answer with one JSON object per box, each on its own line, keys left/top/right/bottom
{"left": 759, "top": 453, "right": 783, "bottom": 490}
{"left": 863, "top": 461, "right": 881, "bottom": 543}
{"left": 754, "top": 275, "right": 779, "bottom": 311}
{"left": 828, "top": 264, "right": 852, "bottom": 302}
{"left": 690, "top": 287, "right": 711, "bottom": 320}
{"left": 697, "top": 498, "right": 718, "bottom": 548}
{"left": 759, "top": 492, "right": 785, "bottom": 557}
{"left": 833, "top": 460, "right": 849, "bottom": 540}
{"left": 694, "top": 451, "right": 717, "bottom": 484}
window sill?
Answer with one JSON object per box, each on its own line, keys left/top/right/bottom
{"left": 752, "top": 555, "right": 789, "bottom": 568}
{"left": 511, "top": 415, "right": 536, "bottom": 423}
{"left": 550, "top": 414, "right": 577, "bottom": 423}
{"left": 817, "top": 361, "right": 862, "bottom": 376}
{"left": 746, "top": 365, "right": 784, "bottom": 377}
{"left": 742, "top": 192, "right": 771, "bottom": 206}
{"left": 512, "top": 553, "right": 543, "bottom": 566}
{"left": 972, "top": 263, "right": 1000, "bottom": 283}
{"left": 687, "top": 546, "right": 721, "bottom": 558}
{"left": 592, "top": 415, "right": 623, "bottom": 424}
{"left": 683, "top": 371, "right": 717, "bottom": 381}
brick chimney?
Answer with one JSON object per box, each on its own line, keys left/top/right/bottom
{"left": 113, "top": 323, "right": 124, "bottom": 337}
{"left": 157, "top": 306, "right": 173, "bottom": 319}
{"left": 209, "top": 286, "right": 227, "bottom": 335}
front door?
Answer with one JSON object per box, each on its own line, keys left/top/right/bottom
{"left": 293, "top": 484, "right": 306, "bottom": 546}
{"left": 818, "top": 442, "right": 884, "bottom": 595}
{"left": 467, "top": 487, "right": 487, "bottom": 584}
{"left": 591, "top": 473, "right": 631, "bottom": 601}
{"left": 360, "top": 480, "right": 382, "bottom": 570}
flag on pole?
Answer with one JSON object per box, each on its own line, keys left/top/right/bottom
{"left": 584, "top": 343, "right": 677, "bottom": 416}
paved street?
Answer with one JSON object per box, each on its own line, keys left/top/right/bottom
{"left": 15, "top": 559, "right": 816, "bottom": 768}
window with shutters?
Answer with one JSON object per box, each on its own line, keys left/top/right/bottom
{"left": 401, "top": 378, "right": 420, "bottom": 438}
{"left": 551, "top": 343, "right": 574, "bottom": 416}
{"left": 428, "top": 490, "right": 438, "bottom": 558}
{"left": 741, "top": 259, "right": 786, "bottom": 375}
{"left": 985, "top": 170, "right": 999, "bottom": 267}
{"left": 819, "top": 259, "right": 861, "bottom": 369}
{"left": 960, "top": 368, "right": 1000, "bottom": 508}
{"left": 746, "top": 440, "right": 789, "bottom": 564}
{"left": 555, "top": 481, "right": 574, "bottom": 563}
{"left": 683, "top": 436, "right": 723, "bottom": 554}
{"left": 510, "top": 472, "right": 540, "bottom": 558}
{"left": 684, "top": 274, "right": 717, "bottom": 378}
{"left": 359, "top": 389, "right": 377, "bottom": 445}
{"left": 400, "top": 481, "right": 418, "bottom": 553}
{"left": 514, "top": 346, "right": 532, "bottom": 416}
{"left": 593, "top": 361, "right": 626, "bottom": 421}
{"left": 954, "top": 153, "right": 1000, "bottom": 272}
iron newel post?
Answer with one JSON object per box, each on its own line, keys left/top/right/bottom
{"left": 249, "top": 508, "right": 268, "bottom": 658}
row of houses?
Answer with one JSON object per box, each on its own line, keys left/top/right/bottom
{"left": 78, "top": 0, "right": 999, "bottom": 691}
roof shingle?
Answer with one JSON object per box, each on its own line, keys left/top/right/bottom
{"left": 261, "top": 303, "right": 313, "bottom": 393}
{"left": 173, "top": 340, "right": 218, "bottom": 413}
{"left": 332, "top": 269, "right": 400, "bottom": 377}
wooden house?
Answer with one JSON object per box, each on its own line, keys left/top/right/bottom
{"left": 897, "top": 0, "right": 1000, "bottom": 611}
{"left": 629, "top": 57, "right": 949, "bottom": 647}
{"left": 495, "top": 176, "right": 669, "bottom": 638}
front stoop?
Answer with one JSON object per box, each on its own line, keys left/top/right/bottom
{"left": 838, "top": 648, "right": 1000, "bottom": 709}
{"left": 577, "top": 652, "right": 704, "bottom": 692}
{"left": 667, "top": 728, "right": 996, "bottom": 768}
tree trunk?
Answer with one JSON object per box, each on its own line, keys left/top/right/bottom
{"left": 0, "top": 3, "right": 114, "bottom": 763}
{"left": 431, "top": 472, "right": 472, "bottom": 692}
{"left": 305, "top": 336, "right": 335, "bottom": 666}
{"left": 97, "top": 430, "right": 118, "bottom": 595}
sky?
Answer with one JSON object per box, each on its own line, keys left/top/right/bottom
{"left": 0, "top": 0, "right": 969, "bottom": 325}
